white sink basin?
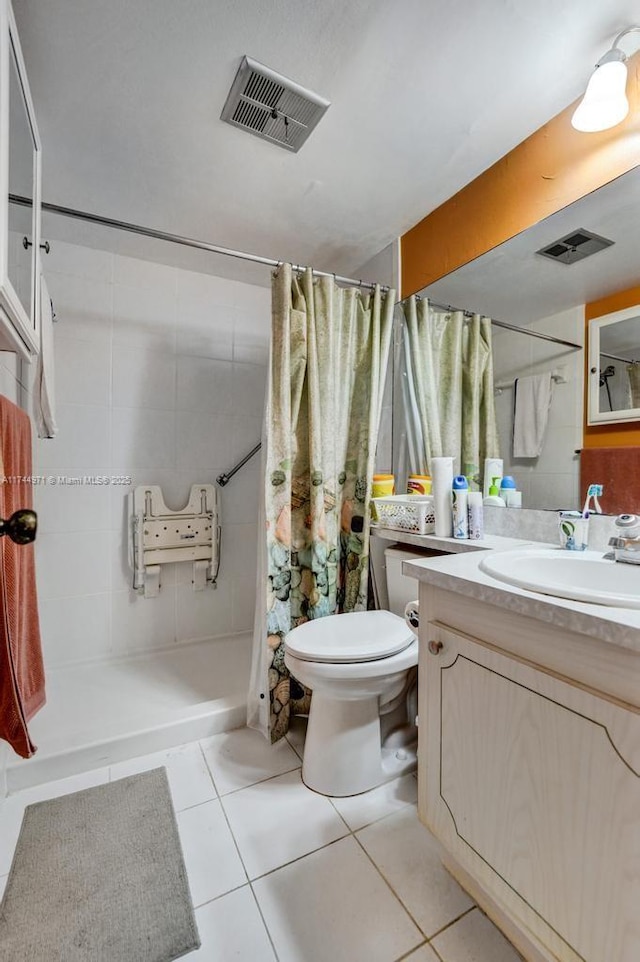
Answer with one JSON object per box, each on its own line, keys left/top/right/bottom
{"left": 479, "top": 548, "right": 640, "bottom": 609}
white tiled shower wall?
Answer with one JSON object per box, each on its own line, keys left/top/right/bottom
{"left": 30, "top": 241, "right": 269, "bottom": 669}
{"left": 492, "top": 305, "right": 584, "bottom": 510}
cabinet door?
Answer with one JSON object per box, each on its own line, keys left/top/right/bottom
{"left": 421, "top": 622, "right": 640, "bottom": 962}
{"left": 0, "top": 0, "right": 41, "bottom": 357}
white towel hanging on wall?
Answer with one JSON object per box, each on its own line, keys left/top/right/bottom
{"left": 512, "top": 373, "right": 553, "bottom": 458}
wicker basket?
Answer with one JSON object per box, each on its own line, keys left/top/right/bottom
{"left": 371, "top": 494, "right": 436, "bottom": 535}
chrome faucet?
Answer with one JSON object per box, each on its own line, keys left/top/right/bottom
{"left": 608, "top": 514, "right": 640, "bottom": 564}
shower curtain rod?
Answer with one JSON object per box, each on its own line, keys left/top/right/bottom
{"left": 425, "top": 297, "right": 583, "bottom": 351}
{"left": 9, "top": 194, "right": 389, "bottom": 293}
{"left": 10, "top": 193, "right": 583, "bottom": 351}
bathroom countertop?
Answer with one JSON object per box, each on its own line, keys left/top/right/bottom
{"left": 370, "top": 525, "right": 534, "bottom": 554}
{"left": 403, "top": 549, "right": 640, "bottom": 653}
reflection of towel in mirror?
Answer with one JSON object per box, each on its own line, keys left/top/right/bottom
{"left": 512, "top": 373, "right": 553, "bottom": 458}
{"left": 628, "top": 364, "right": 640, "bottom": 408}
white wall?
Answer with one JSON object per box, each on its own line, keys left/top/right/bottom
{"left": 492, "top": 306, "right": 584, "bottom": 511}
{"left": 31, "top": 241, "right": 270, "bottom": 669}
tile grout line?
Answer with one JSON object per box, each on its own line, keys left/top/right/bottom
{"left": 197, "top": 744, "right": 281, "bottom": 961}
{"left": 203, "top": 762, "right": 302, "bottom": 800}
{"left": 247, "top": 880, "right": 281, "bottom": 962}
{"left": 392, "top": 940, "right": 429, "bottom": 962}
{"left": 191, "top": 880, "right": 247, "bottom": 910}
{"left": 351, "top": 829, "right": 430, "bottom": 948}
{"left": 197, "top": 743, "right": 251, "bottom": 882}
{"left": 195, "top": 741, "right": 220, "bottom": 800}
{"left": 423, "top": 905, "right": 476, "bottom": 944}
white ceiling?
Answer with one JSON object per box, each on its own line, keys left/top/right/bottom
{"left": 13, "top": 0, "right": 640, "bottom": 287}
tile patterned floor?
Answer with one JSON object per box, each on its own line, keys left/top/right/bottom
{"left": 0, "top": 724, "right": 524, "bottom": 961}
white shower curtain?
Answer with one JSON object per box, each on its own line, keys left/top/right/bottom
{"left": 396, "top": 296, "right": 500, "bottom": 484}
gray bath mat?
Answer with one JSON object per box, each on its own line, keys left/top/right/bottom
{"left": 0, "top": 767, "right": 200, "bottom": 961}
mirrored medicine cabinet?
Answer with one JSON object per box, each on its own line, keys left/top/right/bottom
{"left": 587, "top": 305, "right": 640, "bottom": 424}
{"left": 0, "top": 0, "right": 42, "bottom": 357}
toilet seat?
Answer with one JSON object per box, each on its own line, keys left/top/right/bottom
{"left": 284, "top": 610, "right": 414, "bottom": 664}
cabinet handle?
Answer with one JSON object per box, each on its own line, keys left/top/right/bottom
{"left": 23, "top": 236, "right": 50, "bottom": 254}
{"left": 428, "top": 640, "right": 443, "bottom": 655}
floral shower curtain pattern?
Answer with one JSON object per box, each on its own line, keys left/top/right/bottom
{"left": 401, "top": 296, "right": 500, "bottom": 483}
{"left": 253, "top": 264, "right": 394, "bottom": 742}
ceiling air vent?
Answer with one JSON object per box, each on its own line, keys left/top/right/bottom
{"left": 536, "top": 228, "right": 614, "bottom": 265}
{"left": 221, "top": 56, "right": 330, "bottom": 153}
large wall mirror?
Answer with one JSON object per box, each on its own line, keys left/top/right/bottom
{"left": 588, "top": 305, "right": 640, "bottom": 424}
{"left": 410, "top": 165, "right": 640, "bottom": 512}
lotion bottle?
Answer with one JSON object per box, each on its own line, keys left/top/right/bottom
{"left": 452, "top": 475, "right": 469, "bottom": 538}
{"left": 483, "top": 477, "right": 506, "bottom": 507}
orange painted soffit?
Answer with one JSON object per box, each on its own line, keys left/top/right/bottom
{"left": 401, "top": 51, "right": 640, "bottom": 299}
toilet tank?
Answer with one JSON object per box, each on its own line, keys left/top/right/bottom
{"left": 384, "top": 545, "right": 445, "bottom": 617}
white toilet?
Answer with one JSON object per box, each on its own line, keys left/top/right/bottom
{"left": 284, "top": 546, "right": 435, "bottom": 796}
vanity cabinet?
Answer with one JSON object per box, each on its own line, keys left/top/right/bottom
{"left": 0, "top": 0, "right": 41, "bottom": 358}
{"left": 417, "top": 591, "right": 640, "bottom": 962}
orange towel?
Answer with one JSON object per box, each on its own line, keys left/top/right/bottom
{"left": 0, "top": 395, "right": 45, "bottom": 758}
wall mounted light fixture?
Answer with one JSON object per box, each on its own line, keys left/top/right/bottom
{"left": 572, "top": 26, "right": 640, "bottom": 132}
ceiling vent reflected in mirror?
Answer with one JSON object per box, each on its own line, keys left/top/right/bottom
{"left": 220, "top": 56, "right": 330, "bottom": 153}
{"left": 536, "top": 229, "right": 614, "bottom": 265}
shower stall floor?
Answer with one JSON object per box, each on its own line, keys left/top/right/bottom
{"left": 7, "top": 633, "right": 252, "bottom": 793}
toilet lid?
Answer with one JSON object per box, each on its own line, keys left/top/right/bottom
{"left": 284, "top": 610, "right": 415, "bottom": 664}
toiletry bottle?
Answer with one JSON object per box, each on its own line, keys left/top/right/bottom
{"left": 467, "top": 491, "right": 484, "bottom": 540}
{"left": 407, "top": 474, "right": 431, "bottom": 495}
{"left": 483, "top": 477, "right": 506, "bottom": 507}
{"left": 452, "top": 476, "right": 469, "bottom": 538}
{"left": 499, "top": 475, "right": 520, "bottom": 508}
{"left": 372, "top": 474, "right": 395, "bottom": 497}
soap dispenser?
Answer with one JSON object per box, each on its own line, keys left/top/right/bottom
{"left": 483, "top": 477, "right": 506, "bottom": 508}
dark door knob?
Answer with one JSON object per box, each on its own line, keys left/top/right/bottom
{"left": 0, "top": 509, "right": 38, "bottom": 544}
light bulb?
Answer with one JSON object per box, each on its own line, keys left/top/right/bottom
{"left": 572, "top": 54, "right": 629, "bottom": 132}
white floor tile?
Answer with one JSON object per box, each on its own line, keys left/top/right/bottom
{"left": 201, "top": 726, "right": 300, "bottom": 795}
{"left": 191, "top": 885, "right": 276, "bottom": 960}
{"left": 431, "top": 908, "right": 522, "bottom": 962}
{"left": 0, "top": 874, "right": 7, "bottom": 899}
{"left": 284, "top": 716, "right": 307, "bottom": 760}
{"left": 356, "top": 808, "right": 473, "bottom": 938}
{"left": 177, "top": 799, "right": 246, "bottom": 907}
{"left": 0, "top": 767, "right": 110, "bottom": 876}
{"left": 253, "top": 836, "right": 423, "bottom": 962}
{"left": 401, "top": 945, "right": 440, "bottom": 961}
{"left": 330, "top": 773, "right": 418, "bottom": 831}
{"left": 110, "top": 743, "right": 216, "bottom": 812}
{"left": 222, "top": 769, "right": 348, "bottom": 879}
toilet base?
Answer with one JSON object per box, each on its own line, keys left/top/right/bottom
{"left": 301, "top": 692, "right": 417, "bottom": 797}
